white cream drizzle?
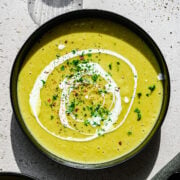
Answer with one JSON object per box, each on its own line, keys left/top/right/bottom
{"left": 157, "top": 73, "right": 164, "bottom": 80}
{"left": 29, "top": 49, "right": 138, "bottom": 142}
{"left": 124, "top": 96, "right": 129, "bottom": 103}
{"left": 58, "top": 44, "right": 65, "bottom": 50}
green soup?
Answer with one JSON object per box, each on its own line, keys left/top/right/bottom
{"left": 17, "top": 18, "right": 163, "bottom": 164}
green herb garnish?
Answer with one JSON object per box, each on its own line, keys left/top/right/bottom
{"left": 84, "top": 120, "right": 90, "bottom": 126}
{"left": 148, "top": 85, "right": 156, "bottom": 93}
{"left": 97, "top": 128, "right": 105, "bottom": 136}
{"left": 98, "top": 89, "right": 107, "bottom": 94}
{"left": 127, "top": 131, "right": 132, "bottom": 136}
{"left": 91, "top": 74, "right": 99, "bottom": 82}
{"left": 66, "top": 61, "right": 70, "bottom": 66}
{"left": 134, "top": 108, "right": 141, "bottom": 121}
{"left": 134, "top": 108, "right": 140, "bottom": 113}
{"left": 41, "top": 80, "right": 46, "bottom": 86}
{"left": 60, "top": 65, "right": 65, "bottom": 71}
{"left": 77, "top": 77, "right": 83, "bottom": 83}
{"left": 93, "top": 121, "right": 100, "bottom": 126}
{"left": 137, "top": 113, "right": 141, "bottom": 120}
{"left": 72, "top": 49, "right": 76, "bottom": 54}
{"left": 52, "top": 94, "right": 58, "bottom": 100}
{"left": 108, "top": 63, "right": 112, "bottom": 70}
{"left": 72, "top": 59, "right": 79, "bottom": 66}
{"left": 50, "top": 115, "right": 54, "bottom": 120}
{"left": 87, "top": 104, "right": 109, "bottom": 120}
{"left": 66, "top": 101, "right": 75, "bottom": 114}
{"left": 137, "top": 92, "right": 142, "bottom": 98}
{"left": 87, "top": 53, "right": 92, "bottom": 57}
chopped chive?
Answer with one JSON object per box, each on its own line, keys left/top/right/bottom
{"left": 50, "top": 115, "right": 54, "bottom": 120}
{"left": 148, "top": 85, "right": 156, "bottom": 93}
{"left": 72, "top": 59, "right": 79, "bottom": 66}
{"left": 77, "top": 77, "right": 83, "bottom": 82}
{"left": 108, "top": 63, "right": 112, "bottom": 70}
{"left": 127, "top": 131, "right": 132, "bottom": 136}
{"left": 41, "top": 80, "right": 46, "bottom": 86}
{"left": 93, "top": 121, "right": 99, "bottom": 126}
{"left": 137, "top": 113, "right": 141, "bottom": 120}
{"left": 87, "top": 53, "right": 92, "bottom": 57}
{"left": 98, "top": 89, "right": 107, "bottom": 94}
{"left": 91, "top": 74, "right": 99, "bottom": 82}
{"left": 97, "top": 128, "right": 105, "bottom": 136}
{"left": 52, "top": 94, "right": 58, "bottom": 100}
{"left": 134, "top": 108, "right": 140, "bottom": 113}
{"left": 134, "top": 108, "right": 141, "bottom": 121}
{"left": 66, "top": 101, "right": 75, "bottom": 114}
{"left": 84, "top": 120, "right": 90, "bottom": 126}
{"left": 72, "top": 49, "right": 76, "bottom": 54}
{"left": 60, "top": 65, "right": 65, "bottom": 71}
{"left": 137, "top": 92, "right": 142, "bottom": 98}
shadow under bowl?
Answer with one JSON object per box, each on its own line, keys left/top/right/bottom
{"left": 0, "top": 172, "right": 35, "bottom": 180}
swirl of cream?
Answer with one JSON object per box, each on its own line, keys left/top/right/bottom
{"left": 29, "top": 49, "right": 137, "bottom": 141}
{"left": 59, "top": 62, "right": 121, "bottom": 136}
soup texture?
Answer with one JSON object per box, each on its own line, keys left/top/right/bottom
{"left": 18, "top": 18, "right": 163, "bottom": 164}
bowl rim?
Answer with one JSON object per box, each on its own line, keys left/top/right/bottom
{"left": 10, "top": 9, "right": 171, "bottom": 169}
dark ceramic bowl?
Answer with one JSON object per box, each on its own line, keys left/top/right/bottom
{"left": 10, "top": 9, "right": 170, "bottom": 169}
{"left": 0, "top": 172, "right": 35, "bottom": 180}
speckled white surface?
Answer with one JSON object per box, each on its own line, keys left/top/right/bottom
{"left": 0, "top": 0, "right": 180, "bottom": 180}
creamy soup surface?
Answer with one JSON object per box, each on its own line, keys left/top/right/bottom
{"left": 18, "top": 18, "right": 163, "bottom": 164}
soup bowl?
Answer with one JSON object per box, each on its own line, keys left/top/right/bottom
{"left": 10, "top": 10, "right": 170, "bottom": 169}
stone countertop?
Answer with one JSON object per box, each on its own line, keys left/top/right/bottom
{"left": 0, "top": 0, "right": 180, "bottom": 179}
